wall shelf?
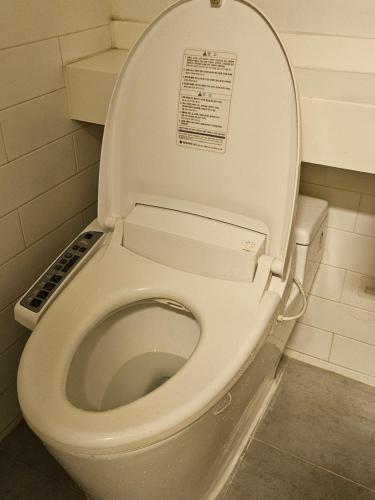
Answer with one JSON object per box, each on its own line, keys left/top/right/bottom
{"left": 66, "top": 49, "right": 128, "bottom": 125}
{"left": 65, "top": 23, "right": 375, "bottom": 175}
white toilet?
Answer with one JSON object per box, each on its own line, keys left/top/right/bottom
{"left": 15, "top": 1, "right": 328, "bottom": 499}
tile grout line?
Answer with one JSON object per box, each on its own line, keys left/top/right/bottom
{"left": 300, "top": 175, "right": 375, "bottom": 197}
{"left": 280, "top": 29, "right": 375, "bottom": 41}
{"left": 300, "top": 179, "right": 367, "bottom": 197}
{"left": 0, "top": 122, "right": 10, "bottom": 162}
{"left": 0, "top": 158, "right": 99, "bottom": 223}
{"left": 0, "top": 445, "right": 82, "bottom": 495}
{"left": 0, "top": 208, "right": 88, "bottom": 268}
{"left": 71, "top": 134, "right": 80, "bottom": 173}
{"left": 327, "top": 331, "right": 335, "bottom": 360}
{"left": 285, "top": 350, "right": 375, "bottom": 388}
{"left": 253, "top": 437, "right": 375, "bottom": 495}
{"left": 0, "top": 129, "right": 79, "bottom": 171}
{"left": 352, "top": 191, "right": 363, "bottom": 237}
{"left": 0, "top": 24, "right": 111, "bottom": 52}
{"left": 16, "top": 208, "right": 27, "bottom": 249}
{"left": 0, "top": 86, "right": 66, "bottom": 114}
{"left": 0, "top": 332, "right": 29, "bottom": 365}
{"left": 0, "top": 414, "right": 23, "bottom": 444}
{"left": 0, "top": 163, "right": 99, "bottom": 268}
{"left": 300, "top": 290, "right": 375, "bottom": 309}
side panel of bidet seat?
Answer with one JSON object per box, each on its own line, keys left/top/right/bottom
{"left": 15, "top": 221, "right": 105, "bottom": 330}
{"left": 123, "top": 205, "right": 266, "bottom": 282}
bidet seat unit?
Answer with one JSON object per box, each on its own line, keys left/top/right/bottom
{"left": 16, "top": 1, "right": 309, "bottom": 498}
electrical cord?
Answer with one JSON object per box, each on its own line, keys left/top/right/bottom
{"left": 277, "top": 278, "right": 307, "bottom": 322}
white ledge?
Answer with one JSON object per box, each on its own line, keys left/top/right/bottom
{"left": 65, "top": 48, "right": 375, "bottom": 175}
{"left": 66, "top": 49, "right": 128, "bottom": 125}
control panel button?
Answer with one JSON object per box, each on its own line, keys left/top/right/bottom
{"left": 20, "top": 230, "right": 103, "bottom": 313}
{"left": 30, "top": 298, "right": 42, "bottom": 308}
{"left": 44, "top": 282, "right": 55, "bottom": 291}
{"left": 62, "top": 255, "right": 79, "bottom": 273}
{"left": 50, "top": 274, "right": 62, "bottom": 284}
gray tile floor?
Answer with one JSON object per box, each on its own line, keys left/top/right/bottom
{"left": 1, "top": 359, "right": 375, "bottom": 499}
{"left": 224, "top": 359, "right": 375, "bottom": 500}
{"left": 0, "top": 422, "right": 84, "bottom": 499}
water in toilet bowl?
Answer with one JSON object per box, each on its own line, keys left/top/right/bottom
{"left": 100, "top": 352, "right": 186, "bottom": 410}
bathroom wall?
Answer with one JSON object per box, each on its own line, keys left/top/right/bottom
{"left": 288, "top": 165, "right": 375, "bottom": 385}
{"left": 111, "top": 0, "right": 375, "bottom": 385}
{"left": 0, "top": 0, "right": 112, "bottom": 439}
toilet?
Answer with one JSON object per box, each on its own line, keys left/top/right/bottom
{"left": 15, "top": 1, "right": 327, "bottom": 499}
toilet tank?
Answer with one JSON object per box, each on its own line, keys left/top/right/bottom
{"left": 294, "top": 195, "right": 329, "bottom": 293}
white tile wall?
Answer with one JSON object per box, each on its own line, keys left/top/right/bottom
{"left": 355, "top": 195, "right": 375, "bottom": 237}
{"left": 19, "top": 164, "right": 99, "bottom": 245}
{"left": 0, "top": 0, "right": 111, "bottom": 50}
{"left": 112, "top": 20, "right": 148, "bottom": 49}
{"left": 60, "top": 26, "right": 112, "bottom": 65}
{"left": 287, "top": 164, "right": 375, "bottom": 383}
{"left": 310, "top": 264, "right": 346, "bottom": 302}
{"left": 83, "top": 203, "right": 98, "bottom": 226}
{"left": 288, "top": 323, "right": 333, "bottom": 360}
{"left": 253, "top": 0, "right": 375, "bottom": 37}
{"left": 0, "top": 304, "right": 28, "bottom": 353}
{"left": 341, "top": 272, "right": 375, "bottom": 313}
{"left": 0, "top": 40, "right": 64, "bottom": 111}
{"left": 0, "top": 137, "right": 77, "bottom": 218}
{"left": 323, "top": 228, "right": 375, "bottom": 277}
{"left": 0, "top": 384, "right": 21, "bottom": 442}
{"left": 73, "top": 126, "right": 104, "bottom": 171}
{"left": 0, "top": 131, "right": 7, "bottom": 166}
{"left": 330, "top": 336, "right": 375, "bottom": 378}
{"left": 0, "top": 1, "right": 109, "bottom": 438}
{"left": 0, "top": 336, "right": 28, "bottom": 394}
{"left": 0, "top": 89, "right": 80, "bottom": 160}
{"left": 111, "top": 0, "right": 174, "bottom": 22}
{"left": 0, "top": 212, "right": 25, "bottom": 267}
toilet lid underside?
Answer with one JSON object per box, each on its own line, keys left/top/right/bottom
{"left": 99, "top": 0, "right": 300, "bottom": 277}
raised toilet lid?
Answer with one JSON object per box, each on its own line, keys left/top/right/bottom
{"left": 99, "top": 0, "right": 300, "bottom": 276}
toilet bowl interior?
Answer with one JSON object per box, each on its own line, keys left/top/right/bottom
{"left": 65, "top": 300, "right": 200, "bottom": 412}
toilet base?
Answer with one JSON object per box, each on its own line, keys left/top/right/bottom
{"left": 206, "top": 372, "right": 282, "bottom": 500}
{"left": 45, "top": 339, "right": 285, "bottom": 500}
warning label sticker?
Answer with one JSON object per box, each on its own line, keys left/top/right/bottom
{"left": 177, "top": 49, "right": 237, "bottom": 154}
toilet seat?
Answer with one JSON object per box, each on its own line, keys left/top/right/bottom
{"left": 18, "top": 237, "right": 280, "bottom": 455}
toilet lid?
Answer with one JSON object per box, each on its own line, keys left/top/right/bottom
{"left": 99, "top": 0, "right": 300, "bottom": 276}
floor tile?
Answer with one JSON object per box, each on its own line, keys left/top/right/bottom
{"left": 225, "top": 440, "right": 375, "bottom": 500}
{"left": 0, "top": 450, "right": 84, "bottom": 500}
{"left": 0, "top": 422, "right": 82, "bottom": 495}
{"left": 255, "top": 359, "right": 375, "bottom": 490}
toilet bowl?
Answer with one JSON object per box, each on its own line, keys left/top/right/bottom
{"left": 15, "top": 0, "right": 317, "bottom": 498}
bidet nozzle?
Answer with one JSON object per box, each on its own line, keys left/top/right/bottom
{"left": 210, "top": 0, "right": 223, "bottom": 7}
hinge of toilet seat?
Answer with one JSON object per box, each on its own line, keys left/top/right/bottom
{"left": 108, "top": 218, "right": 125, "bottom": 250}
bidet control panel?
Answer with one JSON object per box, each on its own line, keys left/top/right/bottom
{"left": 20, "top": 231, "right": 103, "bottom": 313}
